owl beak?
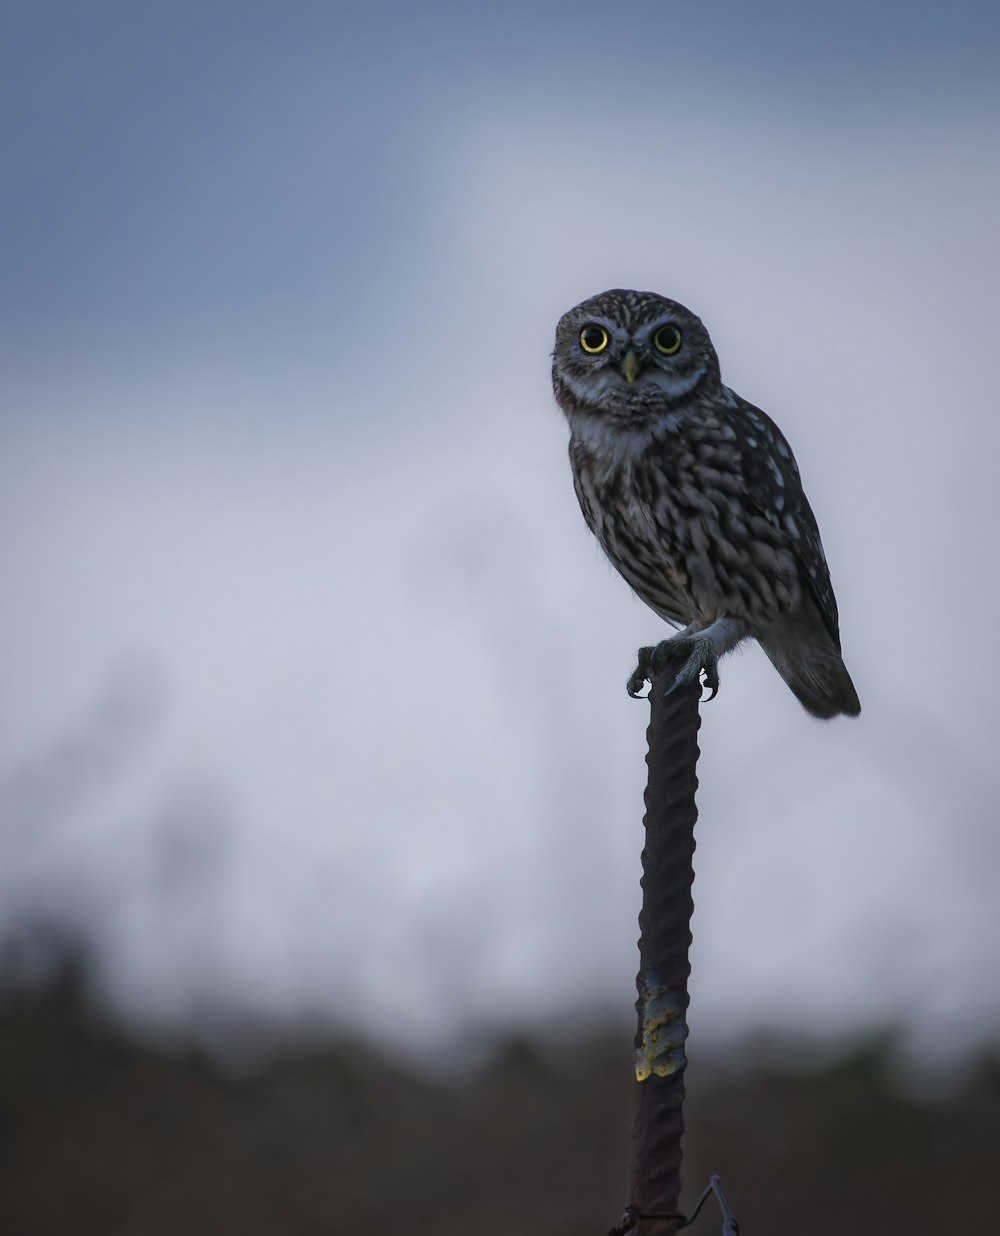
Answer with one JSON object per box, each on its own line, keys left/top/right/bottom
{"left": 621, "top": 351, "right": 641, "bottom": 385}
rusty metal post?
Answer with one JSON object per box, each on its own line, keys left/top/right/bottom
{"left": 629, "top": 675, "right": 701, "bottom": 1234}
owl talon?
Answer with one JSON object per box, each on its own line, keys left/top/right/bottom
{"left": 626, "top": 645, "right": 657, "bottom": 698}
{"left": 699, "top": 663, "right": 720, "bottom": 702}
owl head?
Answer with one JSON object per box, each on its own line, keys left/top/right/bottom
{"left": 552, "top": 289, "right": 721, "bottom": 424}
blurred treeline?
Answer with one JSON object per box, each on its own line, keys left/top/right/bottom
{"left": 1, "top": 944, "right": 997, "bottom": 1235}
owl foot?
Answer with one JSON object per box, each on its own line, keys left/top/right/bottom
{"left": 627, "top": 618, "right": 746, "bottom": 701}
{"left": 627, "top": 637, "right": 720, "bottom": 701}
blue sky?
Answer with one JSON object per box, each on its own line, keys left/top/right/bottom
{"left": 4, "top": 1, "right": 998, "bottom": 369}
{"left": 2, "top": 2, "right": 999, "bottom": 1064}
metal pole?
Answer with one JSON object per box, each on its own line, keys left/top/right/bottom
{"left": 629, "top": 676, "right": 701, "bottom": 1234}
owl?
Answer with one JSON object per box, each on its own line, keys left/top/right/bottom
{"left": 551, "top": 289, "right": 860, "bottom": 719}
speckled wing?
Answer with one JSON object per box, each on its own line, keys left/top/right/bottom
{"left": 724, "top": 394, "right": 843, "bottom": 650}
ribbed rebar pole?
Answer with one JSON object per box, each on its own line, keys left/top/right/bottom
{"left": 629, "top": 675, "right": 701, "bottom": 1235}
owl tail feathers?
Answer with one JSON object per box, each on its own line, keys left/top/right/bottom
{"left": 760, "top": 634, "right": 861, "bottom": 720}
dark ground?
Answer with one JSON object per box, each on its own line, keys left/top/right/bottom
{"left": 1, "top": 955, "right": 998, "bottom": 1235}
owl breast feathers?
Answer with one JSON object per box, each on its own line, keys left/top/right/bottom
{"left": 551, "top": 288, "right": 860, "bottom": 719}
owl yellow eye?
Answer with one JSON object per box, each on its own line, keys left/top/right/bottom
{"left": 653, "top": 324, "right": 683, "bottom": 356}
{"left": 580, "top": 324, "right": 609, "bottom": 354}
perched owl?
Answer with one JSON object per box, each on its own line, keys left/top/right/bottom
{"left": 551, "top": 289, "right": 860, "bottom": 719}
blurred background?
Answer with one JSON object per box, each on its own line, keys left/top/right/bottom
{"left": 2, "top": 2, "right": 999, "bottom": 1231}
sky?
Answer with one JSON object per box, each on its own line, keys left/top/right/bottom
{"left": 2, "top": 1, "right": 999, "bottom": 1068}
